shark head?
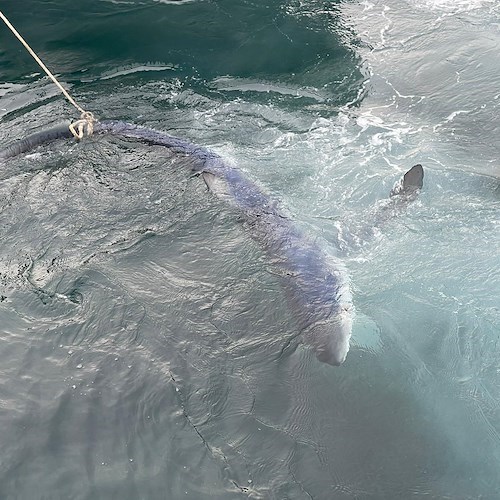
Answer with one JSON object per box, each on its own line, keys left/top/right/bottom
{"left": 305, "top": 303, "right": 354, "bottom": 366}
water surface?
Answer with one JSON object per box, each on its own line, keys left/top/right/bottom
{"left": 1, "top": 0, "right": 499, "bottom": 498}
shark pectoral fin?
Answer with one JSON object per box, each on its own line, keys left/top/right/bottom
{"left": 201, "top": 171, "right": 234, "bottom": 205}
{"left": 201, "top": 171, "right": 218, "bottom": 191}
{"left": 390, "top": 164, "right": 424, "bottom": 197}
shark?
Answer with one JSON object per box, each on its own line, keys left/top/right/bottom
{"left": 0, "top": 120, "right": 423, "bottom": 365}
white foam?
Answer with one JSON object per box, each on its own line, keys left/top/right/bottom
{"left": 154, "top": 0, "right": 201, "bottom": 4}
{"left": 411, "top": 0, "right": 496, "bottom": 14}
{"left": 211, "top": 77, "right": 328, "bottom": 102}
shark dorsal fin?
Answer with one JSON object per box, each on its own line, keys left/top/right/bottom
{"left": 390, "top": 164, "right": 424, "bottom": 197}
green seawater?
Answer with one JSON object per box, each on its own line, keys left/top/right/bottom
{"left": 1, "top": 1, "right": 499, "bottom": 499}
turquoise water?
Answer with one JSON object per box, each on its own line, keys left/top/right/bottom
{"left": 1, "top": 0, "right": 499, "bottom": 498}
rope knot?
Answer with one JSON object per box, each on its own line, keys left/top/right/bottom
{"left": 69, "top": 111, "right": 97, "bottom": 140}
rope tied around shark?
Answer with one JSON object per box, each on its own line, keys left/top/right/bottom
{"left": 0, "top": 10, "right": 97, "bottom": 140}
{"left": 69, "top": 111, "right": 97, "bottom": 140}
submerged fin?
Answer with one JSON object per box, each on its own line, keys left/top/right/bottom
{"left": 200, "top": 170, "right": 236, "bottom": 206}
{"left": 201, "top": 171, "right": 218, "bottom": 192}
{"left": 390, "top": 164, "right": 424, "bottom": 197}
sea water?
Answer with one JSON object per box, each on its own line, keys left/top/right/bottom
{"left": 0, "top": 0, "right": 499, "bottom": 498}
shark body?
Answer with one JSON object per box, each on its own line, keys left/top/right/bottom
{"left": 0, "top": 120, "right": 423, "bottom": 366}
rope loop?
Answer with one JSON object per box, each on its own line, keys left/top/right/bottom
{"left": 69, "top": 111, "right": 97, "bottom": 140}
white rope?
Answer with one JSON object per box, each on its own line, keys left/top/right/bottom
{"left": 0, "top": 9, "right": 96, "bottom": 139}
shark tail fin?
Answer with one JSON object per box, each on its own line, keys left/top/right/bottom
{"left": 390, "top": 164, "right": 424, "bottom": 197}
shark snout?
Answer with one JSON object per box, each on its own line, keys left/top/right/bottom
{"left": 305, "top": 308, "right": 353, "bottom": 367}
